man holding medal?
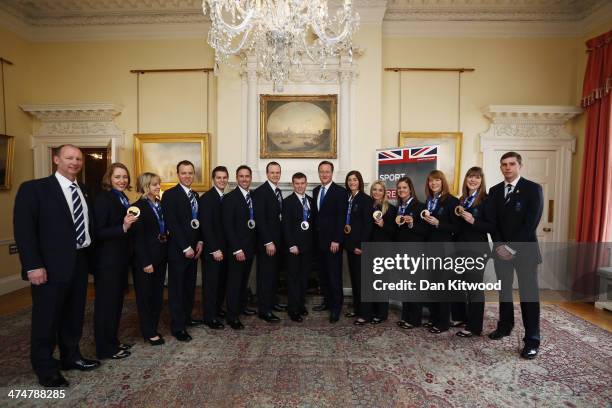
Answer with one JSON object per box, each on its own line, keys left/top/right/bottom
{"left": 222, "top": 165, "right": 258, "bottom": 330}
{"left": 161, "top": 160, "right": 204, "bottom": 342}
{"left": 281, "top": 172, "right": 314, "bottom": 322}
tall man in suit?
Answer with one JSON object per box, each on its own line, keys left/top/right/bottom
{"left": 488, "top": 151, "right": 544, "bottom": 359}
{"left": 282, "top": 172, "right": 314, "bottom": 322}
{"left": 312, "top": 161, "right": 348, "bottom": 323}
{"left": 161, "top": 160, "right": 204, "bottom": 342}
{"left": 223, "top": 165, "right": 257, "bottom": 330}
{"left": 254, "top": 162, "right": 283, "bottom": 323}
{"left": 14, "top": 144, "right": 100, "bottom": 388}
{"left": 199, "top": 166, "right": 229, "bottom": 330}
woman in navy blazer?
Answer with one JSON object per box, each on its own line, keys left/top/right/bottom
{"left": 362, "top": 181, "right": 396, "bottom": 324}
{"left": 394, "top": 176, "right": 429, "bottom": 329}
{"left": 343, "top": 171, "right": 373, "bottom": 325}
{"left": 93, "top": 163, "right": 137, "bottom": 359}
{"left": 131, "top": 172, "right": 167, "bottom": 346}
{"left": 454, "top": 167, "right": 494, "bottom": 337}
{"left": 421, "top": 170, "right": 461, "bottom": 334}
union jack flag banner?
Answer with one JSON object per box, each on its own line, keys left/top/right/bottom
{"left": 376, "top": 145, "right": 438, "bottom": 202}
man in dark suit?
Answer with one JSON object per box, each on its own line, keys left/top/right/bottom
{"left": 282, "top": 172, "right": 314, "bottom": 322}
{"left": 222, "top": 165, "right": 257, "bottom": 330}
{"left": 254, "top": 162, "right": 283, "bottom": 323}
{"left": 14, "top": 144, "right": 100, "bottom": 388}
{"left": 488, "top": 151, "right": 544, "bottom": 359}
{"left": 312, "top": 161, "right": 348, "bottom": 323}
{"left": 199, "top": 166, "right": 229, "bottom": 330}
{"left": 161, "top": 160, "right": 204, "bottom": 342}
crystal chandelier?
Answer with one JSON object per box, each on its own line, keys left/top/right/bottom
{"left": 202, "top": 0, "right": 359, "bottom": 91}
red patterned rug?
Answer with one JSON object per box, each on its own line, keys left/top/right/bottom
{"left": 0, "top": 299, "right": 610, "bottom": 407}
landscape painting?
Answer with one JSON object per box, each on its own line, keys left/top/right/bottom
{"left": 260, "top": 94, "right": 337, "bottom": 158}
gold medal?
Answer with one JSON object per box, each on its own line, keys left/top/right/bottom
{"left": 395, "top": 215, "right": 405, "bottom": 226}
{"left": 247, "top": 219, "right": 256, "bottom": 229}
{"left": 190, "top": 219, "right": 200, "bottom": 229}
{"left": 127, "top": 206, "right": 141, "bottom": 218}
{"left": 344, "top": 224, "right": 352, "bottom": 234}
{"left": 420, "top": 209, "right": 430, "bottom": 219}
{"left": 454, "top": 206, "right": 464, "bottom": 216}
{"left": 373, "top": 210, "right": 383, "bottom": 221}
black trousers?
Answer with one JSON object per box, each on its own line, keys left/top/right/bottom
{"left": 318, "top": 249, "right": 343, "bottom": 314}
{"left": 494, "top": 258, "right": 541, "bottom": 347}
{"left": 94, "top": 264, "right": 128, "bottom": 358}
{"left": 226, "top": 256, "right": 254, "bottom": 322}
{"left": 256, "top": 249, "right": 280, "bottom": 315}
{"left": 286, "top": 251, "right": 312, "bottom": 315}
{"left": 30, "top": 250, "right": 89, "bottom": 379}
{"left": 167, "top": 257, "right": 198, "bottom": 334}
{"left": 346, "top": 250, "right": 362, "bottom": 316}
{"left": 361, "top": 301, "right": 389, "bottom": 321}
{"left": 453, "top": 266, "right": 485, "bottom": 335}
{"left": 401, "top": 302, "right": 430, "bottom": 326}
{"left": 133, "top": 259, "right": 167, "bottom": 339}
{"left": 202, "top": 254, "right": 227, "bottom": 323}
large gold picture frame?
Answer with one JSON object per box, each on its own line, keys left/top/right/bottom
{"left": 134, "top": 133, "right": 210, "bottom": 192}
{"left": 260, "top": 94, "right": 337, "bottom": 158}
{"left": 0, "top": 134, "right": 15, "bottom": 190}
{"left": 398, "top": 132, "right": 462, "bottom": 195}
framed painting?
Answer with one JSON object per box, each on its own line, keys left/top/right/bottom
{"left": 260, "top": 94, "right": 337, "bottom": 158}
{"left": 0, "top": 134, "right": 15, "bottom": 190}
{"left": 398, "top": 132, "right": 462, "bottom": 195}
{"left": 134, "top": 133, "right": 210, "bottom": 192}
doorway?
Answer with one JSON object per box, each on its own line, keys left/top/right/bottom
{"left": 51, "top": 146, "right": 109, "bottom": 203}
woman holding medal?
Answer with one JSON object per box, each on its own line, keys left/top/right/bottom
{"left": 422, "top": 170, "right": 461, "bottom": 334}
{"left": 362, "top": 181, "right": 397, "bottom": 324}
{"left": 394, "top": 176, "right": 429, "bottom": 330}
{"left": 343, "top": 171, "right": 373, "bottom": 325}
{"left": 454, "top": 167, "right": 494, "bottom": 337}
{"left": 93, "top": 163, "right": 136, "bottom": 360}
{"left": 131, "top": 172, "right": 167, "bottom": 345}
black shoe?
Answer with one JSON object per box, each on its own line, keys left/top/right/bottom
{"left": 218, "top": 309, "right": 226, "bottom": 318}
{"left": 259, "top": 312, "right": 281, "bottom": 323}
{"left": 242, "top": 308, "right": 257, "bottom": 316}
{"left": 313, "top": 303, "right": 329, "bottom": 312}
{"left": 488, "top": 329, "right": 511, "bottom": 340}
{"left": 371, "top": 318, "right": 384, "bottom": 325}
{"left": 344, "top": 311, "right": 357, "bottom": 318}
{"left": 429, "top": 326, "right": 447, "bottom": 334}
{"left": 39, "top": 373, "right": 69, "bottom": 388}
{"left": 173, "top": 330, "right": 193, "bottom": 342}
{"left": 228, "top": 319, "right": 245, "bottom": 330}
{"left": 118, "top": 343, "right": 133, "bottom": 351}
{"left": 329, "top": 312, "right": 340, "bottom": 323}
{"left": 521, "top": 346, "right": 539, "bottom": 359}
{"left": 111, "top": 350, "right": 131, "bottom": 359}
{"left": 204, "top": 319, "right": 225, "bottom": 330}
{"left": 273, "top": 303, "right": 288, "bottom": 312}
{"left": 60, "top": 358, "right": 101, "bottom": 371}
{"left": 456, "top": 330, "right": 474, "bottom": 338}
{"left": 147, "top": 336, "right": 165, "bottom": 346}
{"left": 186, "top": 319, "right": 204, "bottom": 327}
{"left": 289, "top": 314, "right": 303, "bottom": 322}
{"left": 353, "top": 318, "right": 368, "bottom": 326}
{"left": 300, "top": 309, "right": 309, "bottom": 316}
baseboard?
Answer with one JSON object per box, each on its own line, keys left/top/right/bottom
{"left": 594, "top": 301, "right": 612, "bottom": 312}
{"left": 0, "top": 273, "right": 29, "bottom": 296}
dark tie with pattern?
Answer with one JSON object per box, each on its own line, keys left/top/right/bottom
{"left": 504, "top": 184, "right": 513, "bottom": 204}
{"left": 275, "top": 187, "right": 283, "bottom": 210}
{"left": 70, "top": 183, "right": 86, "bottom": 246}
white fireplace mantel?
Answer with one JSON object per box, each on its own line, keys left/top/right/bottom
{"left": 21, "top": 103, "right": 124, "bottom": 179}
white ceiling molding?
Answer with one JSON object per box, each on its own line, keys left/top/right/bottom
{"left": 482, "top": 105, "right": 582, "bottom": 127}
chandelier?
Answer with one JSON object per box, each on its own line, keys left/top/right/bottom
{"left": 202, "top": 0, "right": 360, "bottom": 91}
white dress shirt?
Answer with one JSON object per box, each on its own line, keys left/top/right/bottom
{"left": 55, "top": 171, "right": 92, "bottom": 249}
{"left": 317, "top": 181, "right": 333, "bottom": 211}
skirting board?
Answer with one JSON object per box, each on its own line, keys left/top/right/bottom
{"left": 594, "top": 301, "right": 612, "bottom": 312}
{"left": 0, "top": 273, "right": 30, "bottom": 296}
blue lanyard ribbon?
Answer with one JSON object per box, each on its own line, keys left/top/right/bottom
{"left": 399, "top": 197, "right": 413, "bottom": 215}
{"left": 112, "top": 189, "right": 130, "bottom": 209}
{"left": 302, "top": 197, "right": 309, "bottom": 222}
{"left": 427, "top": 195, "right": 439, "bottom": 212}
{"left": 462, "top": 191, "right": 477, "bottom": 209}
{"left": 146, "top": 198, "right": 166, "bottom": 233}
{"left": 346, "top": 196, "right": 354, "bottom": 225}
{"left": 246, "top": 192, "right": 254, "bottom": 220}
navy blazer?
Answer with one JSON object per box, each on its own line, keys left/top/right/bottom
{"left": 199, "top": 187, "right": 226, "bottom": 255}
{"left": 395, "top": 199, "right": 429, "bottom": 242}
{"left": 131, "top": 197, "right": 167, "bottom": 270}
{"left": 161, "top": 184, "right": 201, "bottom": 261}
{"left": 425, "top": 194, "right": 461, "bottom": 242}
{"left": 312, "top": 182, "right": 347, "bottom": 251}
{"left": 370, "top": 203, "right": 397, "bottom": 242}
{"left": 282, "top": 192, "right": 314, "bottom": 253}
{"left": 222, "top": 187, "right": 257, "bottom": 259}
{"left": 489, "top": 177, "right": 543, "bottom": 262}
{"left": 254, "top": 182, "right": 283, "bottom": 250}
{"left": 93, "top": 190, "right": 132, "bottom": 269}
{"left": 344, "top": 191, "right": 373, "bottom": 251}
{"left": 14, "top": 175, "right": 95, "bottom": 283}
{"left": 455, "top": 195, "right": 495, "bottom": 256}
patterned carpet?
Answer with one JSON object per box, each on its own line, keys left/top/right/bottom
{"left": 0, "top": 299, "right": 610, "bottom": 408}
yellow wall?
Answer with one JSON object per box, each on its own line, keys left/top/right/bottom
{"left": 0, "top": 27, "right": 33, "bottom": 279}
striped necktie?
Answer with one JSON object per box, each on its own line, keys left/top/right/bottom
{"left": 70, "top": 183, "right": 86, "bottom": 246}
{"left": 504, "top": 184, "right": 513, "bottom": 204}
{"left": 275, "top": 187, "right": 283, "bottom": 209}
{"left": 246, "top": 192, "right": 252, "bottom": 208}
